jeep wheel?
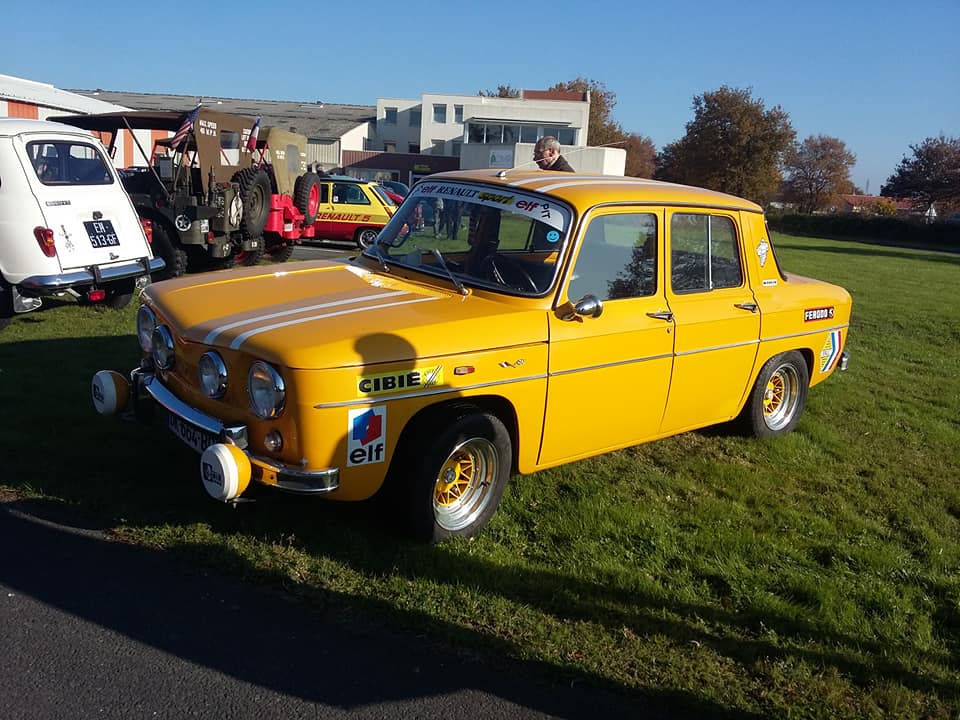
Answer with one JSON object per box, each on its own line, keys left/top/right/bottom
{"left": 0, "top": 278, "right": 14, "bottom": 331}
{"left": 294, "top": 172, "right": 322, "bottom": 224}
{"left": 234, "top": 168, "right": 272, "bottom": 237}
{"left": 409, "top": 409, "right": 511, "bottom": 542}
{"left": 267, "top": 244, "right": 295, "bottom": 263}
{"left": 741, "top": 351, "right": 809, "bottom": 438}
{"left": 233, "top": 248, "right": 265, "bottom": 266}
{"left": 151, "top": 222, "right": 188, "bottom": 280}
{"left": 355, "top": 228, "right": 379, "bottom": 249}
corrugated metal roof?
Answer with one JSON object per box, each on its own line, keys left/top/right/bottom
{"left": 69, "top": 89, "right": 375, "bottom": 141}
{"left": 0, "top": 74, "right": 127, "bottom": 114}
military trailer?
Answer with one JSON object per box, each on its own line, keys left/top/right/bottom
{"left": 54, "top": 109, "right": 269, "bottom": 279}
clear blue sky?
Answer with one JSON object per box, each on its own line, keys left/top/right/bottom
{"left": 3, "top": 0, "right": 957, "bottom": 192}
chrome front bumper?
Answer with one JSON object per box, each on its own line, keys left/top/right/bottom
{"left": 21, "top": 256, "right": 165, "bottom": 294}
{"left": 133, "top": 369, "right": 340, "bottom": 494}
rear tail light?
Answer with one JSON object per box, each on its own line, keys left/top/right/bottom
{"left": 87, "top": 289, "right": 106, "bottom": 302}
{"left": 141, "top": 218, "right": 153, "bottom": 244}
{"left": 33, "top": 227, "right": 56, "bottom": 257}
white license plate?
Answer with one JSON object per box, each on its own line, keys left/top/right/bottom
{"left": 167, "top": 411, "right": 217, "bottom": 453}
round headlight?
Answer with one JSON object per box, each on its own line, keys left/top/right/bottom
{"left": 198, "top": 352, "right": 228, "bottom": 399}
{"left": 248, "top": 361, "right": 285, "bottom": 419}
{"left": 151, "top": 325, "right": 175, "bottom": 370}
{"left": 137, "top": 305, "right": 157, "bottom": 352}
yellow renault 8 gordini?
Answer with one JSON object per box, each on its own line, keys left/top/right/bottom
{"left": 92, "top": 169, "right": 851, "bottom": 542}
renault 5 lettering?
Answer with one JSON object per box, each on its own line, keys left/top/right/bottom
{"left": 91, "top": 169, "right": 851, "bottom": 542}
{"left": 0, "top": 119, "right": 164, "bottom": 330}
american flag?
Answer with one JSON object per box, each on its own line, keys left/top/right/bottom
{"left": 171, "top": 104, "right": 201, "bottom": 149}
{"left": 246, "top": 116, "right": 261, "bottom": 153}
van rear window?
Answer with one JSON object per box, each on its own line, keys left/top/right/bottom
{"left": 26, "top": 141, "right": 113, "bottom": 186}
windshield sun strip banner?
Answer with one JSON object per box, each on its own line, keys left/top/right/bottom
{"left": 411, "top": 181, "right": 570, "bottom": 231}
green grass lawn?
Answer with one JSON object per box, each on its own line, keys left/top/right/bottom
{"left": 1, "top": 234, "right": 958, "bottom": 718}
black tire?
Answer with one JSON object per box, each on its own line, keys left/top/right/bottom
{"left": 355, "top": 227, "right": 379, "bottom": 249}
{"left": 293, "top": 172, "right": 321, "bottom": 224}
{"left": 150, "top": 222, "right": 188, "bottom": 280}
{"left": 406, "top": 408, "right": 512, "bottom": 543}
{"left": 233, "top": 248, "right": 265, "bottom": 266}
{"left": 740, "top": 351, "right": 809, "bottom": 438}
{"left": 234, "top": 167, "right": 272, "bottom": 237}
{"left": 0, "top": 278, "right": 14, "bottom": 332}
{"left": 267, "top": 244, "right": 295, "bottom": 263}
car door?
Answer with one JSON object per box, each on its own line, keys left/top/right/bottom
{"left": 540, "top": 209, "right": 674, "bottom": 466}
{"left": 658, "top": 209, "right": 760, "bottom": 434}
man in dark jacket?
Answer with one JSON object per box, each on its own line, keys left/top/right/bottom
{"left": 533, "top": 136, "right": 574, "bottom": 172}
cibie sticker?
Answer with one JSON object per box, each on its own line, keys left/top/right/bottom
{"left": 357, "top": 365, "right": 443, "bottom": 397}
{"left": 820, "top": 330, "right": 843, "bottom": 372}
{"left": 347, "top": 406, "right": 386, "bottom": 467}
{"left": 804, "top": 306, "right": 835, "bottom": 322}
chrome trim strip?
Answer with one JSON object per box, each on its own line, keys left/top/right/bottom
{"left": 313, "top": 373, "right": 548, "bottom": 409}
{"left": 203, "top": 290, "right": 410, "bottom": 344}
{"left": 762, "top": 323, "right": 849, "bottom": 343}
{"left": 675, "top": 338, "right": 760, "bottom": 357}
{"left": 141, "top": 372, "right": 248, "bottom": 448}
{"left": 549, "top": 353, "right": 674, "bottom": 377}
{"left": 21, "top": 257, "right": 164, "bottom": 293}
{"left": 229, "top": 296, "right": 439, "bottom": 350}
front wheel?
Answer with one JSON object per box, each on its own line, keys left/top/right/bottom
{"left": 409, "top": 409, "right": 512, "bottom": 542}
{"left": 741, "top": 351, "right": 809, "bottom": 438}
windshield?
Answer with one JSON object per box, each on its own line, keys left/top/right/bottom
{"left": 365, "top": 180, "right": 573, "bottom": 296}
{"left": 371, "top": 184, "right": 397, "bottom": 207}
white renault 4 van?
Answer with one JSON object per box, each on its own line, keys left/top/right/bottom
{"left": 0, "top": 118, "right": 164, "bottom": 330}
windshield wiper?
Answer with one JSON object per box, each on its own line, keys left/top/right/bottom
{"left": 417, "top": 246, "right": 467, "bottom": 295}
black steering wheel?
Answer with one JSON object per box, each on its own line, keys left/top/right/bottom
{"left": 479, "top": 255, "right": 538, "bottom": 292}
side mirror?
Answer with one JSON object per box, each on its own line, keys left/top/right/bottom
{"left": 559, "top": 294, "right": 604, "bottom": 321}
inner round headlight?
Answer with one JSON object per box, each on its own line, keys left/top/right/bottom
{"left": 198, "top": 352, "right": 228, "bottom": 399}
{"left": 137, "top": 305, "right": 157, "bottom": 353}
{"left": 248, "top": 361, "right": 285, "bottom": 419}
{"left": 151, "top": 325, "right": 175, "bottom": 370}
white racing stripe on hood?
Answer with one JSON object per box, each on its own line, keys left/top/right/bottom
{"left": 204, "top": 291, "right": 409, "bottom": 345}
{"left": 228, "top": 296, "right": 440, "bottom": 351}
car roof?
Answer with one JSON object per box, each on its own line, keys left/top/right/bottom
{"left": 322, "top": 174, "right": 374, "bottom": 184}
{"left": 425, "top": 169, "right": 764, "bottom": 213}
{"left": 0, "top": 118, "right": 101, "bottom": 139}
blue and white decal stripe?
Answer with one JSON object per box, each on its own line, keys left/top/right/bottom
{"left": 204, "top": 291, "right": 409, "bottom": 345}
{"left": 823, "top": 329, "right": 843, "bottom": 371}
{"left": 228, "top": 296, "right": 438, "bottom": 350}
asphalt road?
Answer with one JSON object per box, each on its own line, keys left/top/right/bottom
{"left": 0, "top": 498, "right": 665, "bottom": 720}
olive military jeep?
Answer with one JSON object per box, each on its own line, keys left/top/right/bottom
{"left": 54, "top": 110, "right": 271, "bottom": 279}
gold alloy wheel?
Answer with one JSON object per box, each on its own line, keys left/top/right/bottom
{"left": 433, "top": 437, "right": 498, "bottom": 532}
{"left": 763, "top": 363, "right": 801, "bottom": 431}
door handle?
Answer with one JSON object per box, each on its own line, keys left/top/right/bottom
{"left": 646, "top": 311, "right": 674, "bottom": 322}
{"left": 734, "top": 303, "right": 758, "bottom": 313}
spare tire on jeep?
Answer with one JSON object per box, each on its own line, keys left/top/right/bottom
{"left": 294, "top": 172, "right": 322, "bottom": 225}
{"left": 233, "top": 167, "right": 271, "bottom": 237}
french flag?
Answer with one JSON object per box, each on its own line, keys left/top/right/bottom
{"left": 246, "top": 117, "right": 261, "bottom": 153}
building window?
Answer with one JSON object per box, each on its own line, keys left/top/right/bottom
{"left": 409, "top": 107, "right": 421, "bottom": 127}
{"left": 384, "top": 142, "right": 396, "bottom": 153}
{"left": 558, "top": 128, "right": 576, "bottom": 146}
{"left": 454, "top": 105, "right": 463, "bottom": 123}
{"left": 384, "top": 107, "right": 398, "bottom": 125}
{"left": 520, "top": 126, "right": 539, "bottom": 143}
{"left": 408, "top": 143, "right": 420, "bottom": 154}
{"left": 433, "top": 104, "right": 447, "bottom": 124}
{"left": 431, "top": 139, "right": 445, "bottom": 155}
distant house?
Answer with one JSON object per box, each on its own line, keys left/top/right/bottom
{"left": 836, "top": 194, "right": 928, "bottom": 218}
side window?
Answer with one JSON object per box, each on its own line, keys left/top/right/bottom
{"left": 333, "top": 183, "right": 370, "bottom": 205}
{"left": 670, "top": 213, "right": 742, "bottom": 293}
{"left": 320, "top": 183, "right": 329, "bottom": 203}
{"left": 568, "top": 213, "right": 658, "bottom": 301}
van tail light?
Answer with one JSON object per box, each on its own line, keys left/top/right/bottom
{"left": 33, "top": 227, "right": 57, "bottom": 257}
{"left": 141, "top": 218, "right": 154, "bottom": 244}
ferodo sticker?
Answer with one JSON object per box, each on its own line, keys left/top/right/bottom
{"left": 820, "top": 330, "right": 843, "bottom": 372}
{"left": 804, "top": 306, "right": 835, "bottom": 322}
{"left": 347, "top": 406, "right": 386, "bottom": 466}
{"left": 357, "top": 365, "right": 444, "bottom": 396}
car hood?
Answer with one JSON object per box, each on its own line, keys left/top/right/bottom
{"left": 144, "top": 260, "right": 548, "bottom": 368}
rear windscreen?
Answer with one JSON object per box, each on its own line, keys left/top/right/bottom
{"left": 27, "top": 141, "right": 113, "bottom": 186}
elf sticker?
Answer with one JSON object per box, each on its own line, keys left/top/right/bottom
{"left": 820, "top": 330, "right": 843, "bottom": 372}
{"left": 347, "top": 406, "right": 386, "bottom": 466}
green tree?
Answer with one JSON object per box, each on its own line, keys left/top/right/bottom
{"left": 782, "top": 135, "right": 856, "bottom": 213}
{"left": 547, "top": 77, "right": 622, "bottom": 146}
{"left": 480, "top": 85, "right": 521, "bottom": 98}
{"left": 657, "top": 86, "right": 795, "bottom": 203}
{"left": 623, "top": 133, "right": 656, "bottom": 178}
{"left": 882, "top": 135, "right": 960, "bottom": 209}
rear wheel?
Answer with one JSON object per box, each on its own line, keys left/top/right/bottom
{"left": 406, "top": 408, "right": 512, "bottom": 542}
{"left": 267, "top": 244, "right": 295, "bottom": 263}
{"left": 355, "top": 227, "right": 379, "bottom": 249}
{"left": 233, "top": 248, "right": 265, "bottom": 266}
{"left": 294, "top": 172, "right": 321, "bottom": 224}
{"left": 150, "top": 222, "right": 188, "bottom": 280}
{"left": 741, "top": 351, "right": 809, "bottom": 438}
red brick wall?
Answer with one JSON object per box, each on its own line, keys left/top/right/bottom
{"left": 7, "top": 101, "right": 39, "bottom": 119}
